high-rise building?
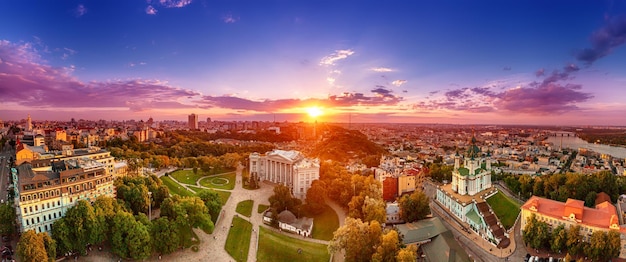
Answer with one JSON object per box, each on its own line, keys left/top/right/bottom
{"left": 27, "top": 114, "right": 33, "bottom": 131}
{"left": 188, "top": 113, "right": 198, "bottom": 130}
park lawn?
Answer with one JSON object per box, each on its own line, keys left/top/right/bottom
{"left": 236, "top": 200, "right": 254, "bottom": 217}
{"left": 225, "top": 216, "right": 252, "bottom": 262}
{"left": 199, "top": 172, "right": 236, "bottom": 190}
{"left": 486, "top": 191, "right": 521, "bottom": 230}
{"left": 160, "top": 176, "right": 196, "bottom": 197}
{"left": 257, "top": 226, "right": 330, "bottom": 262}
{"left": 309, "top": 205, "right": 339, "bottom": 241}
{"left": 258, "top": 204, "right": 270, "bottom": 214}
{"left": 170, "top": 169, "right": 205, "bottom": 185}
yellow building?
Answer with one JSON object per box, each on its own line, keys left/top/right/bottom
{"left": 521, "top": 196, "right": 626, "bottom": 259}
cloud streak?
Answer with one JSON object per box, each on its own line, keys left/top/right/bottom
{"left": 146, "top": 6, "right": 157, "bottom": 15}
{"left": 319, "top": 49, "right": 355, "bottom": 66}
{"left": 74, "top": 4, "right": 87, "bottom": 17}
{"left": 371, "top": 67, "right": 393, "bottom": 72}
{"left": 576, "top": 15, "right": 626, "bottom": 64}
{"left": 222, "top": 14, "right": 239, "bottom": 23}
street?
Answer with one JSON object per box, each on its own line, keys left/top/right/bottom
{"left": 0, "top": 145, "right": 14, "bottom": 204}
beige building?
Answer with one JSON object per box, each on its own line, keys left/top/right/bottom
{"left": 249, "top": 150, "right": 320, "bottom": 199}
{"left": 12, "top": 157, "right": 116, "bottom": 234}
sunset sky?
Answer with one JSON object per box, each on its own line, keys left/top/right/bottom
{"left": 1, "top": 1, "right": 626, "bottom": 125}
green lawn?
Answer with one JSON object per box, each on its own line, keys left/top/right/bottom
{"left": 258, "top": 204, "right": 270, "bottom": 214}
{"left": 199, "top": 172, "right": 236, "bottom": 190}
{"left": 257, "top": 226, "right": 330, "bottom": 262}
{"left": 236, "top": 200, "right": 254, "bottom": 217}
{"left": 225, "top": 216, "right": 252, "bottom": 262}
{"left": 160, "top": 176, "right": 195, "bottom": 197}
{"left": 309, "top": 205, "right": 339, "bottom": 241}
{"left": 170, "top": 169, "right": 205, "bottom": 185}
{"left": 486, "top": 191, "right": 521, "bottom": 230}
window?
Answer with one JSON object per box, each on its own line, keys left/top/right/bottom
{"left": 48, "top": 214, "right": 51, "bottom": 220}
{"left": 24, "top": 207, "right": 27, "bottom": 214}
{"left": 43, "top": 216, "right": 46, "bottom": 221}
{"left": 35, "top": 206, "right": 38, "bottom": 211}
{"left": 47, "top": 203, "right": 50, "bottom": 209}
{"left": 54, "top": 213, "right": 57, "bottom": 219}
{"left": 29, "top": 207, "right": 32, "bottom": 213}
{"left": 37, "top": 217, "right": 40, "bottom": 223}
{"left": 26, "top": 220, "right": 29, "bottom": 226}
{"left": 45, "top": 225, "right": 48, "bottom": 231}
{"left": 57, "top": 201, "right": 60, "bottom": 206}
{"left": 42, "top": 204, "right": 44, "bottom": 210}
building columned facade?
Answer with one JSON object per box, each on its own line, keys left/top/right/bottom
{"left": 249, "top": 150, "right": 320, "bottom": 199}
{"left": 521, "top": 196, "right": 626, "bottom": 259}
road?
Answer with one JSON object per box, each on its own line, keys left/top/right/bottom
{"left": 423, "top": 181, "right": 527, "bottom": 262}
{"left": 0, "top": 145, "right": 13, "bottom": 204}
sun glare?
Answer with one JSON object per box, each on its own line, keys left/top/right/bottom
{"left": 306, "top": 106, "right": 324, "bottom": 118}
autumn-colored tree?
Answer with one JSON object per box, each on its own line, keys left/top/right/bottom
{"left": 329, "top": 218, "right": 382, "bottom": 262}
{"left": 396, "top": 245, "right": 417, "bottom": 262}
{"left": 607, "top": 230, "right": 621, "bottom": 260}
{"left": 305, "top": 180, "right": 327, "bottom": 215}
{"left": 17, "top": 230, "right": 51, "bottom": 262}
{"left": 566, "top": 225, "right": 583, "bottom": 255}
{"left": 362, "top": 196, "right": 386, "bottom": 224}
{"left": 372, "top": 230, "right": 400, "bottom": 262}
{"left": 550, "top": 224, "right": 567, "bottom": 254}
{"left": 397, "top": 190, "right": 430, "bottom": 222}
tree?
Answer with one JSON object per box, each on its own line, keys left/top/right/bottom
{"left": 606, "top": 230, "right": 621, "bottom": 260}
{"left": 110, "top": 211, "right": 151, "bottom": 260}
{"left": 63, "top": 200, "right": 98, "bottom": 255}
{"left": 42, "top": 232, "right": 56, "bottom": 261}
{"left": 397, "top": 190, "right": 430, "bottom": 222}
{"left": 269, "top": 184, "right": 301, "bottom": 214}
{"left": 362, "top": 196, "right": 386, "bottom": 224}
{"left": 197, "top": 189, "right": 222, "bottom": 222}
{"left": 51, "top": 218, "right": 72, "bottom": 256}
{"left": 372, "top": 230, "right": 400, "bottom": 262}
{"left": 585, "top": 231, "right": 607, "bottom": 261}
{"left": 0, "top": 203, "right": 16, "bottom": 236}
{"left": 550, "top": 224, "right": 567, "bottom": 254}
{"left": 151, "top": 217, "right": 180, "bottom": 255}
{"left": 396, "top": 245, "right": 417, "bottom": 262}
{"left": 305, "top": 180, "right": 327, "bottom": 215}
{"left": 566, "top": 225, "right": 583, "bottom": 255}
{"left": 328, "top": 218, "right": 382, "bottom": 262}
{"left": 17, "top": 230, "right": 49, "bottom": 262}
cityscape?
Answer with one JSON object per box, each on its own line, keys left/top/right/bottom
{"left": 2, "top": 1, "right": 626, "bottom": 262}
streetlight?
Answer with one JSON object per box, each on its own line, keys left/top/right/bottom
{"left": 148, "top": 191, "right": 152, "bottom": 220}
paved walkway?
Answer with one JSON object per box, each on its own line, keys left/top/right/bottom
{"left": 69, "top": 165, "right": 347, "bottom": 262}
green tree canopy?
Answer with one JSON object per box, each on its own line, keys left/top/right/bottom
{"left": 0, "top": 203, "right": 16, "bottom": 236}
{"left": 397, "top": 190, "right": 431, "bottom": 222}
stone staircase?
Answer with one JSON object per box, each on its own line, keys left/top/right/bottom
{"left": 475, "top": 201, "right": 509, "bottom": 248}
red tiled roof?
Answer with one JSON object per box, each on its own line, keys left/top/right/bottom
{"left": 522, "top": 196, "right": 618, "bottom": 229}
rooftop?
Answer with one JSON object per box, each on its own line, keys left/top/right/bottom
{"left": 522, "top": 196, "right": 620, "bottom": 230}
{"left": 438, "top": 183, "right": 495, "bottom": 205}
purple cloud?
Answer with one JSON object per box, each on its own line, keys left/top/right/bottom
{"left": 535, "top": 68, "right": 545, "bottom": 77}
{"left": 415, "top": 65, "right": 592, "bottom": 114}
{"left": 146, "top": 6, "right": 158, "bottom": 15}
{"left": 74, "top": 4, "right": 87, "bottom": 17}
{"left": 576, "top": 15, "right": 626, "bottom": 64}
{"left": 0, "top": 40, "right": 199, "bottom": 110}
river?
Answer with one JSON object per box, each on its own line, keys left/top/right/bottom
{"left": 545, "top": 136, "right": 626, "bottom": 159}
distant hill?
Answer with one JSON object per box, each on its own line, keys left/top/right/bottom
{"left": 309, "top": 126, "right": 387, "bottom": 166}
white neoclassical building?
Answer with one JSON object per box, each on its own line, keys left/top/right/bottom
{"left": 249, "top": 150, "right": 320, "bottom": 199}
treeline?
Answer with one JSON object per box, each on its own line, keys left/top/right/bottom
{"left": 309, "top": 126, "right": 387, "bottom": 166}
{"left": 577, "top": 129, "right": 626, "bottom": 147}
{"left": 17, "top": 175, "right": 223, "bottom": 261}
{"left": 523, "top": 214, "right": 620, "bottom": 261}
{"left": 496, "top": 171, "right": 623, "bottom": 207}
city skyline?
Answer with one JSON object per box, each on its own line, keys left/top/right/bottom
{"left": 1, "top": 1, "right": 626, "bottom": 125}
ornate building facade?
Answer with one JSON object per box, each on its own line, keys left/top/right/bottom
{"left": 249, "top": 150, "right": 319, "bottom": 199}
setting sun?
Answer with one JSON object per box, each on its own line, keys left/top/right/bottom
{"left": 306, "top": 106, "right": 324, "bottom": 118}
